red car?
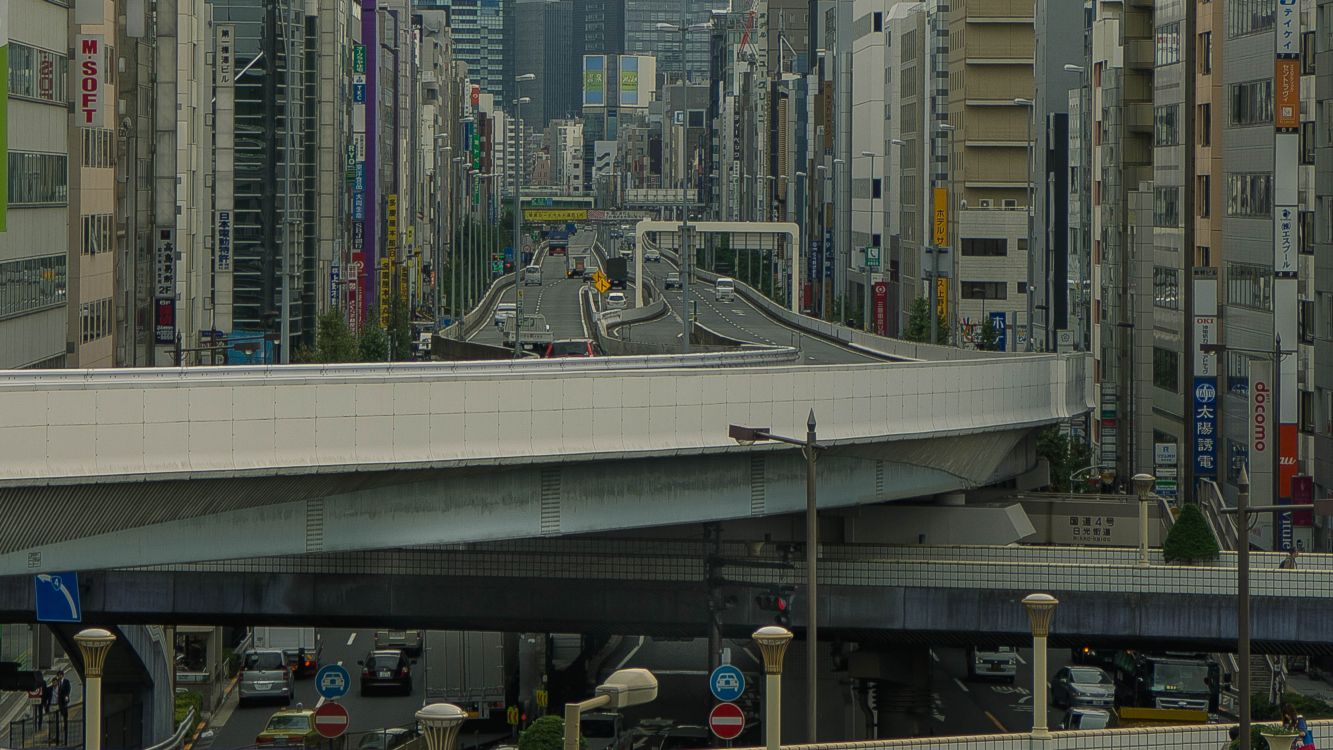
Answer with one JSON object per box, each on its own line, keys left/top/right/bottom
{"left": 544, "top": 339, "right": 601, "bottom": 358}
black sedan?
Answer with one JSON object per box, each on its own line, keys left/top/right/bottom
{"left": 358, "top": 649, "right": 414, "bottom": 696}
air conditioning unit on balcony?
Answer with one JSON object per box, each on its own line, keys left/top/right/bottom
{"left": 978, "top": 198, "right": 993, "bottom": 208}
{"left": 1002, "top": 199, "right": 1018, "bottom": 209}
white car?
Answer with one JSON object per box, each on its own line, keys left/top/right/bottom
{"left": 494, "top": 302, "right": 517, "bottom": 326}
{"left": 644, "top": 248, "right": 661, "bottom": 262}
{"left": 523, "top": 265, "right": 543, "bottom": 286}
{"left": 605, "top": 292, "right": 627, "bottom": 310}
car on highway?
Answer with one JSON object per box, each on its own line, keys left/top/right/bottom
{"left": 605, "top": 292, "right": 627, "bottom": 310}
{"left": 373, "top": 629, "right": 423, "bottom": 656}
{"left": 966, "top": 645, "right": 1018, "bottom": 682}
{"left": 1051, "top": 665, "right": 1115, "bottom": 708}
{"left": 494, "top": 302, "right": 517, "bottom": 326}
{"left": 357, "top": 728, "right": 418, "bottom": 750}
{"left": 651, "top": 724, "right": 710, "bottom": 750}
{"left": 1060, "top": 707, "right": 1115, "bottom": 730}
{"left": 358, "top": 649, "right": 414, "bottom": 696}
{"left": 714, "top": 277, "right": 736, "bottom": 302}
{"left": 255, "top": 707, "right": 326, "bottom": 748}
{"left": 544, "top": 339, "right": 601, "bottom": 358}
{"left": 644, "top": 247, "right": 661, "bottom": 262}
{"left": 664, "top": 272, "right": 681, "bottom": 290}
{"left": 523, "top": 265, "right": 543, "bottom": 286}
{"left": 581, "top": 712, "right": 626, "bottom": 750}
{"left": 239, "top": 649, "right": 294, "bottom": 706}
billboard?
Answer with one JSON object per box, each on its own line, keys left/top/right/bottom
{"left": 583, "top": 55, "right": 606, "bottom": 107}
{"left": 620, "top": 55, "right": 639, "bottom": 106}
{"left": 932, "top": 188, "right": 948, "bottom": 246}
{"left": 1, "top": 5, "right": 9, "bottom": 231}
{"left": 76, "top": 36, "right": 105, "bottom": 127}
{"left": 1249, "top": 360, "right": 1274, "bottom": 507}
{"left": 872, "top": 281, "right": 888, "bottom": 336}
{"left": 1275, "top": 58, "right": 1300, "bottom": 130}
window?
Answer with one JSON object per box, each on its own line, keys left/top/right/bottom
{"left": 1198, "top": 32, "right": 1212, "bottom": 73}
{"left": 1226, "top": 262, "right": 1272, "bottom": 310}
{"left": 873, "top": 11, "right": 883, "bottom": 32}
{"left": 1227, "top": 352, "right": 1253, "bottom": 396}
{"left": 1154, "top": 267, "right": 1180, "bottom": 309}
{"left": 82, "top": 129, "right": 115, "bottom": 169}
{"left": 961, "top": 238, "right": 1007, "bottom": 257}
{"left": 1229, "top": 80, "right": 1273, "bottom": 126}
{"left": 1228, "top": 0, "right": 1274, "bottom": 37}
{"left": 79, "top": 298, "right": 112, "bottom": 343}
{"left": 0, "top": 255, "right": 67, "bottom": 320}
{"left": 81, "top": 214, "right": 112, "bottom": 256}
{"left": 961, "top": 281, "right": 1007, "bottom": 300}
{"left": 1198, "top": 103, "right": 1212, "bottom": 146}
{"left": 1197, "top": 245, "right": 1212, "bottom": 267}
{"left": 1197, "top": 175, "right": 1211, "bottom": 218}
{"left": 872, "top": 178, "right": 881, "bottom": 199}
{"left": 1226, "top": 173, "right": 1272, "bottom": 217}
{"left": 1301, "top": 211, "right": 1315, "bottom": 255}
{"left": 1153, "top": 347, "right": 1180, "bottom": 392}
{"left": 6, "top": 43, "right": 68, "bottom": 104}
{"left": 1301, "top": 121, "right": 1315, "bottom": 165}
{"left": 7, "top": 152, "right": 68, "bottom": 206}
{"left": 1017, "top": 281, "right": 1028, "bottom": 294}
{"left": 1154, "top": 104, "right": 1181, "bottom": 146}
{"left": 1300, "top": 299, "right": 1315, "bottom": 344}
{"left": 1303, "top": 32, "right": 1316, "bottom": 74}
{"left": 1154, "top": 186, "right": 1180, "bottom": 226}
{"left": 1155, "top": 22, "right": 1181, "bottom": 66}
{"left": 1227, "top": 439, "right": 1248, "bottom": 484}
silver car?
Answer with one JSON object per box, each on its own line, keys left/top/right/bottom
{"left": 373, "top": 629, "right": 423, "bottom": 655}
{"left": 1051, "top": 666, "right": 1115, "bottom": 708}
{"left": 238, "top": 649, "right": 293, "bottom": 706}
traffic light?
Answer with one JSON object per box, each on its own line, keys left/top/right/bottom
{"left": 755, "top": 589, "right": 791, "bottom": 627}
{"left": 503, "top": 260, "right": 515, "bottom": 273}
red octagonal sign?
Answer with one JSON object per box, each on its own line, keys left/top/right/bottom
{"left": 709, "top": 702, "right": 745, "bottom": 740}
{"left": 314, "top": 701, "right": 350, "bottom": 739}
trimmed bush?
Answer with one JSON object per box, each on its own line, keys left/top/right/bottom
{"left": 519, "top": 715, "right": 584, "bottom": 750}
{"left": 1162, "top": 503, "right": 1221, "bottom": 563}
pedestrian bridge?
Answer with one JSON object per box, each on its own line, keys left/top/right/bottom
{"left": 0, "top": 352, "right": 1087, "bottom": 575}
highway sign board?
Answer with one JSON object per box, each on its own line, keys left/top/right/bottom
{"left": 34, "top": 573, "right": 81, "bottom": 623}
{"left": 315, "top": 664, "right": 350, "bottom": 700}
{"left": 709, "top": 702, "right": 745, "bottom": 740}
{"left": 313, "top": 702, "right": 350, "bottom": 739}
{"left": 709, "top": 665, "right": 745, "bottom": 702}
{"left": 594, "top": 271, "right": 611, "bottom": 294}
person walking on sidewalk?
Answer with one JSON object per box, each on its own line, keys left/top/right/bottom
{"left": 51, "top": 670, "right": 70, "bottom": 745}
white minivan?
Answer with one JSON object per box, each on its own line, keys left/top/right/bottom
{"left": 714, "top": 277, "right": 736, "bottom": 302}
{"left": 523, "top": 265, "right": 543, "bottom": 285}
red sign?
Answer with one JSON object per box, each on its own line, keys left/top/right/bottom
{"left": 313, "top": 702, "right": 349, "bottom": 739}
{"left": 709, "top": 702, "right": 745, "bottom": 740}
{"left": 871, "top": 281, "right": 889, "bottom": 336}
{"left": 76, "top": 36, "right": 104, "bottom": 126}
{"left": 470, "top": 84, "right": 480, "bottom": 107}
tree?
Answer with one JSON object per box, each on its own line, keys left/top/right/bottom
{"left": 977, "top": 316, "right": 1000, "bottom": 351}
{"left": 1036, "top": 426, "right": 1092, "bottom": 492}
{"left": 904, "top": 297, "right": 951, "bottom": 344}
{"left": 358, "top": 325, "right": 389, "bottom": 362}
{"left": 387, "top": 296, "right": 414, "bottom": 361}
{"left": 518, "top": 716, "right": 582, "bottom": 750}
{"left": 312, "top": 310, "right": 359, "bottom": 363}
{"left": 1162, "top": 503, "right": 1221, "bottom": 563}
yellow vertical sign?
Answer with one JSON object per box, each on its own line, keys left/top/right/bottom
{"left": 932, "top": 188, "right": 948, "bottom": 247}
{"left": 386, "top": 194, "right": 399, "bottom": 260}
{"left": 936, "top": 277, "right": 949, "bottom": 320}
{"left": 379, "top": 258, "right": 391, "bottom": 327}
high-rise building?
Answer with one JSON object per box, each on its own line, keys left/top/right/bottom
{"left": 576, "top": 0, "right": 625, "bottom": 57}
{"left": 433, "top": 0, "right": 507, "bottom": 99}
{"left": 625, "top": 0, "right": 716, "bottom": 84}
{"left": 512, "top": 0, "right": 579, "bottom": 127}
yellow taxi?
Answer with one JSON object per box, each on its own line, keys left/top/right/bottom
{"left": 255, "top": 707, "right": 338, "bottom": 748}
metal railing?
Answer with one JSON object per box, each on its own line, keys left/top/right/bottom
{"left": 145, "top": 708, "right": 196, "bottom": 750}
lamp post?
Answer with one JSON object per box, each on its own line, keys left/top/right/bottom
{"left": 1021, "top": 594, "right": 1058, "bottom": 738}
{"left": 860, "top": 150, "right": 879, "bottom": 332}
{"left": 1014, "top": 97, "right": 1035, "bottom": 350}
{"left": 816, "top": 164, "right": 828, "bottom": 319}
{"left": 417, "top": 702, "right": 467, "bottom": 750}
{"left": 434, "top": 139, "right": 451, "bottom": 325}
{"left": 887, "top": 139, "right": 904, "bottom": 333}
{"left": 511, "top": 80, "right": 534, "bottom": 358}
{"left": 451, "top": 156, "right": 464, "bottom": 330}
{"left": 752, "top": 626, "right": 793, "bottom": 750}
{"left": 730, "top": 413, "right": 820, "bottom": 743}
{"left": 935, "top": 124, "right": 956, "bottom": 346}
{"left": 794, "top": 170, "right": 806, "bottom": 312}
{"left": 75, "top": 628, "right": 116, "bottom": 750}
{"left": 563, "top": 669, "right": 658, "bottom": 750}
{"left": 1132, "top": 472, "right": 1155, "bottom": 566}
{"left": 833, "top": 158, "right": 845, "bottom": 323}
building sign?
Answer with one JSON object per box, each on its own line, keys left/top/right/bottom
{"left": 932, "top": 188, "right": 948, "bottom": 246}
{"left": 216, "top": 26, "right": 234, "bottom": 85}
{"left": 864, "top": 245, "right": 880, "bottom": 270}
{"left": 1249, "top": 360, "right": 1274, "bottom": 506}
{"left": 330, "top": 263, "right": 340, "bottom": 307}
{"left": 470, "top": 83, "right": 480, "bottom": 108}
{"left": 583, "top": 55, "right": 606, "bottom": 107}
{"left": 1065, "top": 514, "right": 1121, "bottom": 545}
{"left": 154, "top": 228, "right": 177, "bottom": 344}
{"left": 619, "top": 55, "right": 638, "bottom": 107}
{"left": 349, "top": 252, "right": 365, "bottom": 332}
{"left": 524, "top": 209, "right": 589, "bottom": 222}
{"left": 990, "top": 311, "right": 1007, "bottom": 351}
{"left": 1, "top": 7, "right": 9, "bottom": 232}
{"left": 352, "top": 44, "right": 366, "bottom": 73}
{"left": 1275, "top": 58, "right": 1299, "bottom": 130}
{"left": 936, "top": 276, "right": 949, "bottom": 320}
{"left": 353, "top": 73, "right": 366, "bottom": 103}
{"left": 1277, "top": 0, "right": 1299, "bottom": 56}
{"left": 76, "top": 35, "right": 104, "bottom": 126}
{"left": 352, "top": 220, "right": 364, "bottom": 250}
{"left": 871, "top": 281, "right": 888, "bottom": 336}
{"left": 378, "top": 258, "right": 390, "bottom": 328}
{"left": 216, "top": 210, "right": 232, "bottom": 271}
{"left": 386, "top": 194, "right": 399, "bottom": 256}
{"left": 1275, "top": 205, "right": 1296, "bottom": 274}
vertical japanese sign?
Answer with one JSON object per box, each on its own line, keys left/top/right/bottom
{"left": 154, "top": 229, "right": 177, "bottom": 344}
{"left": 386, "top": 194, "right": 399, "bottom": 259}
{"left": 936, "top": 277, "right": 949, "bottom": 320}
{"left": 1192, "top": 271, "right": 1218, "bottom": 485}
{"left": 1192, "top": 378, "right": 1218, "bottom": 477}
{"left": 76, "top": 36, "right": 104, "bottom": 127}
{"left": 0, "top": 5, "right": 9, "bottom": 232}
{"left": 990, "top": 311, "right": 1007, "bottom": 351}
{"left": 378, "top": 258, "right": 390, "bottom": 328}
{"left": 871, "top": 281, "right": 888, "bottom": 336}
{"left": 932, "top": 188, "right": 948, "bottom": 247}
{"left": 1249, "top": 360, "right": 1275, "bottom": 508}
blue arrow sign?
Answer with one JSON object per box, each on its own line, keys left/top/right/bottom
{"left": 34, "top": 573, "right": 81, "bottom": 623}
{"left": 316, "top": 664, "right": 350, "bottom": 700}
{"left": 709, "top": 664, "right": 745, "bottom": 702}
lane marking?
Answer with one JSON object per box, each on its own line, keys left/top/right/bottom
{"left": 1014, "top": 652, "right": 1026, "bottom": 665}
{"left": 346, "top": 633, "right": 357, "bottom": 647}
{"left": 952, "top": 678, "right": 970, "bottom": 693}
{"left": 984, "top": 711, "right": 1008, "bottom": 732}
{"left": 648, "top": 669, "right": 709, "bottom": 676}
{"left": 316, "top": 696, "right": 326, "bottom": 708}
{"left": 929, "top": 649, "right": 939, "bottom": 663}
{"left": 614, "top": 636, "right": 646, "bottom": 671}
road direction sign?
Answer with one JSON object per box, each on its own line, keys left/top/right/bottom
{"left": 709, "top": 702, "right": 745, "bottom": 740}
{"left": 34, "top": 573, "right": 81, "bottom": 623}
{"left": 594, "top": 273, "right": 611, "bottom": 294}
{"left": 313, "top": 701, "right": 350, "bottom": 739}
{"left": 709, "top": 665, "right": 745, "bottom": 702}
{"left": 315, "top": 664, "right": 350, "bottom": 700}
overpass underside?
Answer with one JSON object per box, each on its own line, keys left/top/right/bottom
{"left": 0, "top": 429, "right": 1036, "bottom": 575}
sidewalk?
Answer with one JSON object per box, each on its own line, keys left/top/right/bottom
{"left": 1286, "top": 670, "right": 1333, "bottom": 704}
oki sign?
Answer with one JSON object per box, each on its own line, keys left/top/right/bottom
{"left": 76, "top": 35, "right": 104, "bottom": 126}
{"left": 1249, "top": 360, "right": 1274, "bottom": 507}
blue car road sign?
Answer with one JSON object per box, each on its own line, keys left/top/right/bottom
{"left": 34, "top": 573, "right": 81, "bottom": 623}
{"left": 709, "top": 664, "right": 745, "bottom": 702}
{"left": 316, "top": 664, "right": 351, "bottom": 700}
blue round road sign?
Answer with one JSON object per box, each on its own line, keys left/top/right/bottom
{"left": 709, "top": 665, "right": 745, "bottom": 702}
{"left": 316, "top": 664, "right": 350, "bottom": 700}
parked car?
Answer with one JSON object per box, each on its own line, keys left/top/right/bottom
{"left": 664, "top": 273, "right": 682, "bottom": 290}
{"left": 359, "top": 649, "right": 414, "bottom": 696}
{"left": 373, "top": 629, "right": 423, "bottom": 656}
{"left": 544, "top": 339, "right": 601, "bottom": 358}
{"left": 1051, "top": 665, "right": 1115, "bottom": 708}
{"left": 605, "top": 292, "right": 627, "bottom": 310}
{"left": 239, "top": 649, "right": 294, "bottom": 706}
{"left": 255, "top": 708, "right": 325, "bottom": 748}
{"left": 494, "top": 302, "right": 517, "bottom": 327}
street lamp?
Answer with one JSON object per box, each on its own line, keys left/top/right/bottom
{"left": 860, "top": 150, "right": 879, "bottom": 333}
{"left": 752, "top": 626, "right": 793, "bottom": 750}
{"left": 934, "top": 123, "right": 956, "bottom": 346}
{"left": 511, "top": 78, "right": 535, "bottom": 359}
{"left": 729, "top": 412, "right": 821, "bottom": 743}
{"left": 1021, "top": 594, "right": 1058, "bottom": 738}
{"left": 833, "top": 158, "right": 845, "bottom": 324}
{"left": 1063, "top": 63, "right": 1085, "bottom": 73}
{"left": 1013, "top": 97, "right": 1036, "bottom": 351}
{"left": 563, "top": 669, "right": 658, "bottom": 750}
{"left": 434, "top": 138, "right": 452, "bottom": 324}
{"left": 816, "top": 165, "right": 828, "bottom": 319}
{"left": 1132, "top": 472, "right": 1156, "bottom": 566}
{"left": 75, "top": 628, "right": 116, "bottom": 750}
{"left": 417, "top": 702, "right": 467, "bottom": 750}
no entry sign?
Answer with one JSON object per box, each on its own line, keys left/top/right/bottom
{"left": 709, "top": 702, "right": 745, "bottom": 740}
{"left": 314, "top": 701, "right": 350, "bottom": 739}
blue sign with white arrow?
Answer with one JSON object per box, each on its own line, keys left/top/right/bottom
{"left": 709, "top": 664, "right": 745, "bottom": 702}
{"left": 34, "top": 573, "right": 81, "bottom": 623}
{"left": 316, "top": 664, "right": 351, "bottom": 701}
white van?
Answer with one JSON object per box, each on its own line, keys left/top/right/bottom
{"left": 523, "top": 265, "right": 543, "bottom": 286}
{"left": 714, "top": 277, "right": 736, "bottom": 302}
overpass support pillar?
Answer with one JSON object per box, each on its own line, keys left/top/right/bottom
{"left": 848, "top": 646, "right": 932, "bottom": 739}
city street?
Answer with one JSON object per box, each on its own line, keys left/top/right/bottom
{"left": 926, "top": 646, "right": 1066, "bottom": 736}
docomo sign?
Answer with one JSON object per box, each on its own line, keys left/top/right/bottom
{"left": 76, "top": 35, "right": 104, "bottom": 126}
{"left": 1249, "top": 359, "right": 1275, "bottom": 506}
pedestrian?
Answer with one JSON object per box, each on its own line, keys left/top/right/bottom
{"left": 52, "top": 670, "right": 70, "bottom": 745}
{"left": 1280, "top": 550, "right": 1300, "bottom": 569}
{"left": 28, "top": 680, "right": 44, "bottom": 731}
{"left": 1225, "top": 726, "right": 1241, "bottom": 750}
{"left": 1282, "top": 703, "right": 1316, "bottom": 750}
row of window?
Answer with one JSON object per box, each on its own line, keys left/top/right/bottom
{"left": 1226, "top": 262, "right": 1273, "bottom": 311}
{"left": 1228, "top": 0, "right": 1274, "bottom": 38}
{"left": 1227, "top": 173, "right": 1272, "bottom": 217}
{"left": 1230, "top": 79, "right": 1273, "bottom": 127}
{"left": 1155, "top": 22, "right": 1181, "bottom": 66}
{"left": 81, "top": 214, "right": 113, "bottom": 256}
{"left": 0, "top": 255, "right": 67, "bottom": 320}
{"left": 7, "top": 42, "right": 68, "bottom": 104}
{"left": 8, "top": 152, "right": 68, "bottom": 206}
{"left": 960, "top": 238, "right": 1007, "bottom": 257}
{"left": 82, "top": 129, "right": 115, "bottom": 170}
{"left": 1153, "top": 267, "right": 1179, "bottom": 310}
{"left": 79, "top": 298, "right": 112, "bottom": 344}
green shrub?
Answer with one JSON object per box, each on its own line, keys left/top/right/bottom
{"left": 173, "top": 690, "right": 203, "bottom": 724}
{"left": 1162, "top": 503, "right": 1221, "bottom": 563}
{"left": 519, "top": 716, "right": 583, "bottom": 750}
